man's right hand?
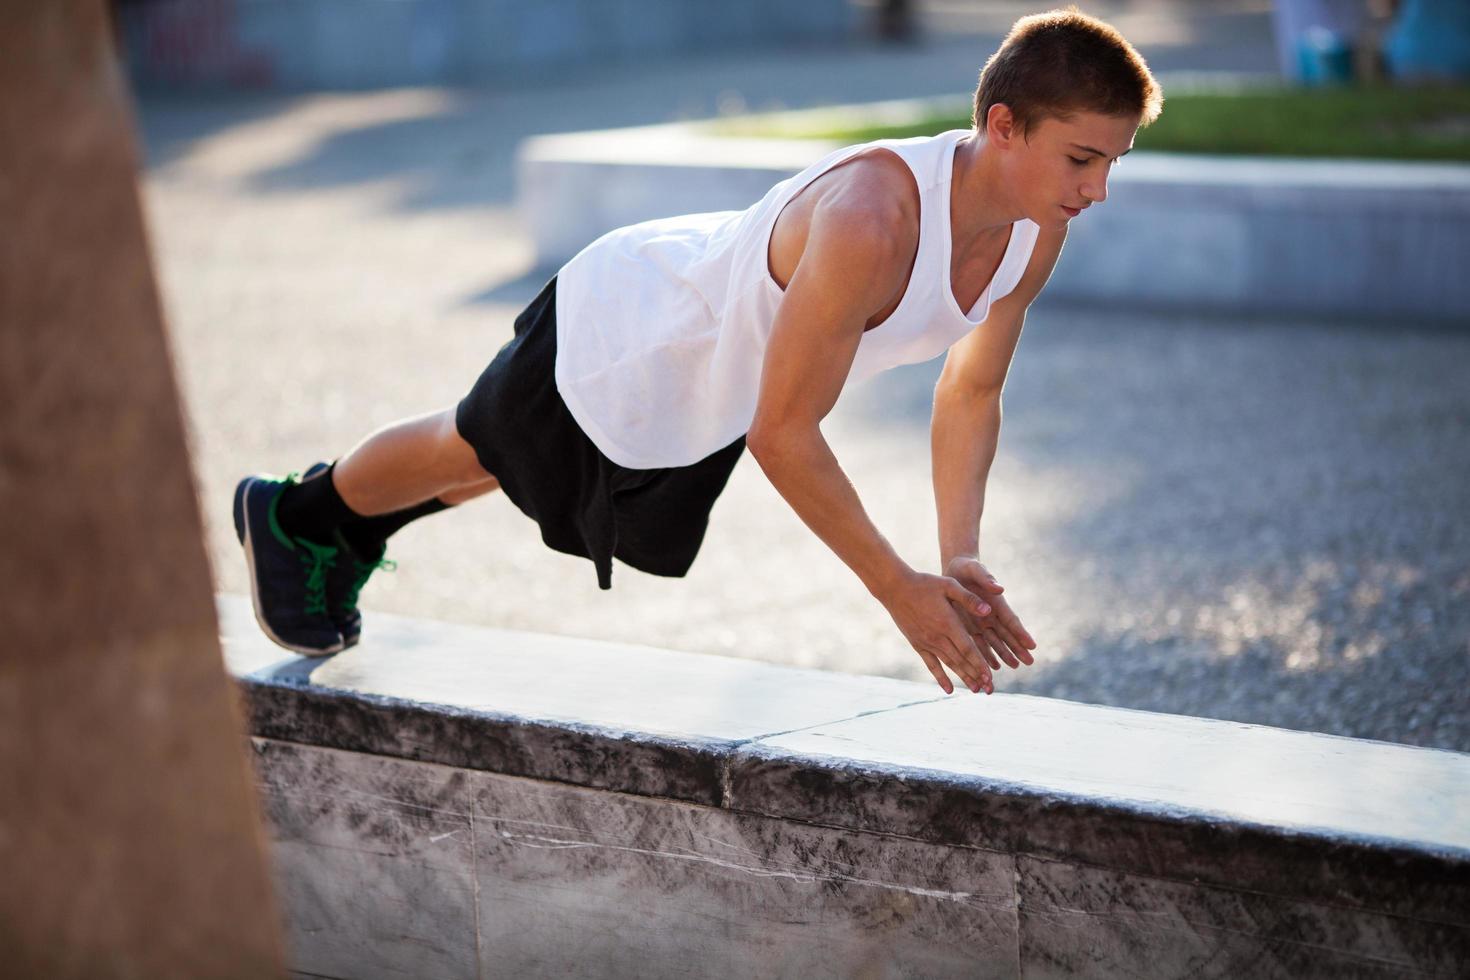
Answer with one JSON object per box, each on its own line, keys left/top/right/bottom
{"left": 876, "top": 569, "right": 997, "bottom": 695}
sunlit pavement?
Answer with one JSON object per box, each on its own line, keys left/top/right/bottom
{"left": 135, "top": 3, "right": 1470, "bottom": 752}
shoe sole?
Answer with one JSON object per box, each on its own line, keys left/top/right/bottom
{"left": 233, "top": 475, "right": 346, "bottom": 657}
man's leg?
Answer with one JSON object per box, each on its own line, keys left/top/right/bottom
{"left": 236, "top": 405, "right": 498, "bottom": 653}
{"left": 330, "top": 405, "right": 498, "bottom": 516}
{"left": 440, "top": 476, "right": 501, "bottom": 506}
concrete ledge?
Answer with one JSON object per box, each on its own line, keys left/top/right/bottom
{"left": 221, "top": 596, "right": 1470, "bottom": 976}
{"left": 517, "top": 116, "right": 1470, "bottom": 322}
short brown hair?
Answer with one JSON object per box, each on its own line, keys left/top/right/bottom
{"left": 971, "top": 6, "right": 1163, "bottom": 135}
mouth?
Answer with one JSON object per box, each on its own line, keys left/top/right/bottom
{"left": 1061, "top": 204, "right": 1084, "bottom": 218}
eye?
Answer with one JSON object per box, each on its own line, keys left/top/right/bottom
{"left": 1068, "top": 156, "right": 1089, "bottom": 166}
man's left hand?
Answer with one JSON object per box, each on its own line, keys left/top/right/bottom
{"left": 944, "top": 556, "right": 1037, "bottom": 671}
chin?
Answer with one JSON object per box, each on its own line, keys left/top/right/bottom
{"left": 1027, "top": 202, "right": 1065, "bottom": 226}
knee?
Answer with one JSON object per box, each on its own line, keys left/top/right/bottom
{"left": 435, "top": 407, "right": 492, "bottom": 483}
{"left": 439, "top": 475, "right": 499, "bottom": 505}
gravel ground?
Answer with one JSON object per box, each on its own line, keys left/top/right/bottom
{"left": 134, "top": 10, "right": 1470, "bottom": 753}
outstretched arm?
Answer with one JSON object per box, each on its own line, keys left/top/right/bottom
{"left": 749, "top": 176, "right": 997, "bottom": 696}
{"left": 931, "top": 224, "right": 1065, "bottom": 670}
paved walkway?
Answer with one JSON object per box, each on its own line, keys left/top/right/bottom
{"left": 134, "top": 1, "right": 1470, "bottom": 752}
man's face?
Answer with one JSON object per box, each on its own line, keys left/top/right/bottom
{"left": 1006, "top": 110, "right": 1140, "bottom": 226}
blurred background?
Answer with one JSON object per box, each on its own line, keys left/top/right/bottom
{"left": 113, "top": 1, "right": 1469, "bottom": 751}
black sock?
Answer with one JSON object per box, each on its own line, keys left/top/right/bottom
{"left": 338, "top": 497, "right": 451, "bottom": 559}
{"left": 275, "top": 461, "right": 361, "bottom": 544}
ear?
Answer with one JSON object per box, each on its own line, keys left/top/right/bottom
{"left": 984, "top": 103, "right": 1019, "bottom": 148}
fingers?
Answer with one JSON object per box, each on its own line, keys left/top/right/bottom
{"left": 988, "top": 621, "right": 1034, "bottom": 667}
{"left": 972, "top": 599, "right": 1031, "bottom": 667}
{"left": 951, "top": 559, "right": 1005, "bottom": 594}
{"left": 917, "top": 650, "right": 955, "bottom": 695}
{"left": 902, "top": 569, "right": 1036, "bottom": 696}
{"left": 978, "top": 592, "right": 1037, "bottom": 655}
{"left": 944, "top": 631, "right": 993, "bottom": 695}
{"left": 991, "top": 600, "right": 1037, "bottom": 650}
{"left": 957, "top": 600, "right": 1027, "bottom": 671}
{"left": 973, "top": 629, "right": 1014, "bottom": 670}
{"left": 944, "top": 579, "right": 991, "bottom": 619}
{"left": 914, "top": 632, "right": 991, "bottom": 695}
{"left": 906, "top": 575, "right": 1005, "bottom": 695}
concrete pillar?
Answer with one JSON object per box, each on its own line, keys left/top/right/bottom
{"left": 0, "top": 3, "right": 287, "bottom": 977}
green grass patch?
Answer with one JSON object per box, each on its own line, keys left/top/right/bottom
{"left": 711, "top": 85, "right": 1470, "bottom": 162}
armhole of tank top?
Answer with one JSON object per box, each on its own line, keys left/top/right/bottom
{"left": 997, "top": 219, "right": 1041, "bottom": 301}
{"left": 761, "top": 142, "right": 923, "bottom": 296}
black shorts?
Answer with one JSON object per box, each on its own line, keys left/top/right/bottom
{"left": 454, "top": 276, "right": 746, "bottom": 590}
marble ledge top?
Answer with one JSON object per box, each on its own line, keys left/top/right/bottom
{"left": 218, "top": 594, "right": 1470, "bottom": 924}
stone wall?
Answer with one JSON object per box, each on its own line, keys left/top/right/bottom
{"left": 220, "top": 596, "right": 1470, "bottom": 978}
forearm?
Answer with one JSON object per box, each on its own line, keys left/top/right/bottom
{"left": 931, "top": 384, "right": 1002, "bottom": 567}
{"left": 749, "top": 426, "right": 909, "bottom": 597}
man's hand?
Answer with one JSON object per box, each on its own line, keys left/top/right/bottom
{"left": 876, "top": 569, "right": 998, "bottom": 695}
{"left": 945, "top": 556, "right": 1036, "bottom": 672}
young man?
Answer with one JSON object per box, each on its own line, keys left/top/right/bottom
{"left": 234, "top": 8, "right": 1162, "bottom": 696}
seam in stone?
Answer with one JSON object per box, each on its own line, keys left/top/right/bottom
{"left": 733, "top": 695, "right": 949, "bottom": 747}
{"left": 719, "top": 696, "right": 946, "bottom": 811}
{"left": 718, "top": 755, "right": 734, "bottom": 809}
{"left": 1012, "top": 859, "right": 1024, "bottom": 980}
{"left": 471, "top": 807, "right": 482, "bottom": 980}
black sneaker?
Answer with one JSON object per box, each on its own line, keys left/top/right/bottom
{"left": 303, "top": 461, "right": 396, "bottom": 648}
{"left": 232, "top": 471, "right": 345, "bottom": 656}
{"left": 332, "top": 531, "right": 396, "bottom": 648}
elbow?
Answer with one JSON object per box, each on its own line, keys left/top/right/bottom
{"left": 745, "top": 422, "right": 782, "bottom": 463}
{"left": 746, "top": 419, "right": 811, "bottom": 468}
{"left": 933, "top": 378, "right": 1003, "bottom": 410}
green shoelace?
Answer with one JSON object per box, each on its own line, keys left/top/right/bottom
{"left": 267, "top": 471, "right": 341, "bottom": 619}
{"left": 295, "top": 538, "right": 340, "bottom": 618}
{"left": 344, "top": 554, "right": 397, "bottom": 615}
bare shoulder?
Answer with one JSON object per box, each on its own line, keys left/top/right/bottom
{"left": 810, "top": 148, "right": 920, "bottom": 240}
{"left": 768, "top": 149, "right": 920, "bottom": 284}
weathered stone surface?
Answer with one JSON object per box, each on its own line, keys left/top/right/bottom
{"left": 469, "top": 760, "right": 1018, "bottom": 979}
{"left": 222, "top": 594, "right": 937, "bottom": 805}
{"left": 225, "top": 598, "right": 1470, "bottom": 978}
{"left": 727, "top": 694, "right": 1470, "bottom": 924}
{"left": 254, "top": 740, "right": 479, "bottom": 979}
{"left": 1016, "top": 855, "right": 1470, "bottom": 979}
{"left": 252, "top": 739, "right": 1019, "bottom": 979}
{"left": 246, "top": 678, "right": 735, "bottom": 806}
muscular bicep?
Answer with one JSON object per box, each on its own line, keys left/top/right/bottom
{"left": 939, "top": 223, "right": 1066, "bottom": 397}
{"left": 749, "top": 202, "right": 911, "bottom": 443}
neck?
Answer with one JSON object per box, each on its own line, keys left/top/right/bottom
{"left": 950, "top": 130, "right": 1022, "bottom": 247}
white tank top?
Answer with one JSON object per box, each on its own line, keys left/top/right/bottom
{"left": 554, "top": 128, "right": 1040, "bottom": 469}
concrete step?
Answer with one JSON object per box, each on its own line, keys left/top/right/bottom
{"left": 221, "top": 594, "right": 1470, "bottom": 978}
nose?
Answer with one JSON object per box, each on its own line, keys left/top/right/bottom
{"left": 1081, "top": 170, "right": 1109, "bottom": 205}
